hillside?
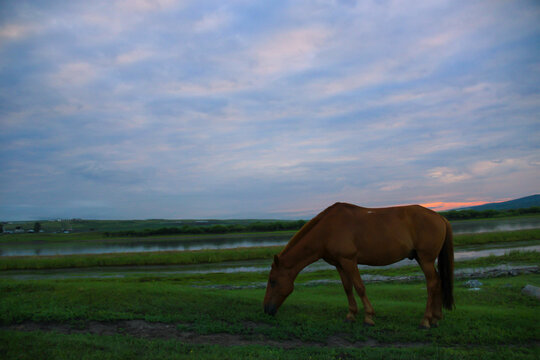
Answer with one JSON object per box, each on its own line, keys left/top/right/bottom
{"left": 459, "top": 194, "right": 540, "bottom": 211}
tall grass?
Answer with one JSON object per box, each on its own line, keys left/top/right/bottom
{"left": 0, "top": 246, "right": 281, "bottom": 270}
{"left": 453, "top": 228, "right": 540, "bottom": 246}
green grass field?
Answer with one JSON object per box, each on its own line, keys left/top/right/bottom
{"left": 1, "top": 271, "right": 538, "bottom": 359}
{"left": 1, "top": 223, "right": 539, "bottom": 359}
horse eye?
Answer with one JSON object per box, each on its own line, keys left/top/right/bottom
{"left": 269, "top": 280, "right": 276, "bottom": 287}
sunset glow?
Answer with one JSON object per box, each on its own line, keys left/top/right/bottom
{"left": 421, "top": 201, "right": 496, "bottom": 212}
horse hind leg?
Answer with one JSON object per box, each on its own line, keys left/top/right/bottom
{"left": 417, "top": 257, "right": 441, "bottom": 329}
{"left": 430, "top": 274, "right": 443, "bottom": 327}
{"left": 340, "top": 259, "right": 375, "bottom": 326}
{"left": 336, "top": 266, "right": 358, "bottom": 322}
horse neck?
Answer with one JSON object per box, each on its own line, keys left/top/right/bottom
{"left": 280, "top": 233, "right": 322, "bottom": 279}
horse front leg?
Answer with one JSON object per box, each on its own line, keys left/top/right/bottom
{"left": 340, "top": 259, "right": 375, "bottom": 326}
{"left": 336, "top": 266, "right": 358, "bottom": 322}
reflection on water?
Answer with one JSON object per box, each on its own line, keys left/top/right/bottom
{"left": 0, "top": 235, "right": 291, "bottom": 257}
{"left": 1, "top": 217, "right": 538, "bottom": 257}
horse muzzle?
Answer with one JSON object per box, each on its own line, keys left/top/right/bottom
{"left": 264, "top": 303, "right": 277, "bottom": 316}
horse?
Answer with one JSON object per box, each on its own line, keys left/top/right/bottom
{"left": 263, "top": 202, "right": 454, "bottom": 328}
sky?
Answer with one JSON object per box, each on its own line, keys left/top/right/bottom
{"left": 0, "top": 0, "right": 539, "bottom": 221}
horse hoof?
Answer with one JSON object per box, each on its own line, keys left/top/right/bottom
{"left": 344, "top": 313, "right": 356, "bottom": 323}
{"left": 363, "top": 321, "right": 375, "bottom": 327}
{"left": 418, "top": 324, "right": 430, "bottom": 330}
{"left": 430, "top": 322, "right": 439, "bottom": 328}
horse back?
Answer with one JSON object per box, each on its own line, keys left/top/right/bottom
{"left": 320, "top": 203, "right": 446, "bottom": 266}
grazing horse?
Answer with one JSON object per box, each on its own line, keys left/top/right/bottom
{"left": 263, "top": 202, "right": 454, "bottom": 328}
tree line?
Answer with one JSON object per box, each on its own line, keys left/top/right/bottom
{"left": 103, "top": 220, "right": 307, "bottom": 237}
{"left": 440, "top": 207, "right": 540, "bottom": 220}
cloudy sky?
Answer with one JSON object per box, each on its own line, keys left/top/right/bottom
{"left": 1, "top": 0, "right": 539, "bottom": 220}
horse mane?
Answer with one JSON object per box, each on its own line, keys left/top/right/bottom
{"left": 279, "top": 203, "right": 341, "bottom": 257}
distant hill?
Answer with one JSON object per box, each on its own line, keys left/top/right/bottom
{"left": 458, "top": 194, "right": 540, "bottom": 211}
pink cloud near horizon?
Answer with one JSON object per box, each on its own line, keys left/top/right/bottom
{"left": 420, "top": 200, "right": 508, "bottom": 212}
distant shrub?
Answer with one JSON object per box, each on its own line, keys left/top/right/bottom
{"left": 104, "top": 220, "right": 307, "bottom": 237}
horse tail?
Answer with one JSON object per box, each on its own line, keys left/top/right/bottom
{"left": 438, "top": 217, "right": 455, "bottom": 310}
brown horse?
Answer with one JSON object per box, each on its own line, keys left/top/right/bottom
{"left": 263, "top": 202, "right": 454, "bottom": 328}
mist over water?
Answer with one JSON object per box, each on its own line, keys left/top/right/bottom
{"left": 451, "top": 217, "right": 540, "bottom": 234}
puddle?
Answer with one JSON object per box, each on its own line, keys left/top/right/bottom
{"left": 191, "top": 265, "right": 539, "bottom": 289}
{"left": 453, "top": 245, "right": 540, "bottom": 260}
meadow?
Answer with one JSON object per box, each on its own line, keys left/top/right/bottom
{"left": 1, "top": 216, "right": 539, "bottom": 359}
{"left": 1, "top": 266, "right": 538, "bottom": 359}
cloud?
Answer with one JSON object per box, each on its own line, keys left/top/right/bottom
{"left": 114, "top": 0, "right": 179, "bottom": 13}
{"left": 379, "top": 183, "right": 404, "bottom": 192}
{"left": 428, "top": 167, "right": 472, "bottom": 184}
{"left": 115, "top": 49, "right": 154, "bottom": 65}
{"left": 193, "top": 8, "right": 232, "bottom": 33}
{"left": 420, "top": 201, "right": 492, "bottom": 212}
{"left": 0, "top": 23, "right": 36, "bottom": 42}
{"left": 160, "top": 79, "right": 249, "bottom": 97}
{"left": 1, "top": 0, "right": 539, "bottom": 220}
{"left": 50, "top": 62, "right": 100, "bottom": 87}
{"left": 427, "top": 159, "right": 538, "bottom": 185}
{"left": 250, "top": 27, "right": 331, "bottom": 76}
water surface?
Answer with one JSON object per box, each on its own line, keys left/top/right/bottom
{"left": 1, "top": 217, "right": 538, "bottom": 257}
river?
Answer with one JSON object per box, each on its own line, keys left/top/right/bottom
{"left": 1, "top": 216, "right": 538, "bottom": 257}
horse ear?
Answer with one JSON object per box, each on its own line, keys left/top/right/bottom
{"left": 273, "top": 255, "right": 279, "bottom": 266}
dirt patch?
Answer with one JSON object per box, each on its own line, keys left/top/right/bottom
{"left": 3, "top": 320, "right": 428, "bottom": 348}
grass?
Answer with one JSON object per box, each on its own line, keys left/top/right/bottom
{"left": 2, "top": 222, "right": 539, "bottom": 358}
{"left": 1, "top": 231, "right": 538, "bottom": 359}
{"left": 1, "top": 331, "right": 537, "bottom": 360}
{"left": 453, "top": 228, "right": 540, "bottom": 246}
{"left": 58, "top": 250, "right": 534, "bottom": 286}
{"left": 293, "top": 250, "right": 540, "bottom": 281}
{"left": 0, "top": 246, "right": 282, "bottom": 270}
{"left": 0, "top": 272, "right": 538, "bottom": 359}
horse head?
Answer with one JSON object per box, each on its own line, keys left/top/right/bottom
{"left": 263, "top": 255, "right": 294, "bottom": 316}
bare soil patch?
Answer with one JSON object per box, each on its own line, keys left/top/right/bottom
{"left": 3, "top": 320, "right": 427, "bottom": 348}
